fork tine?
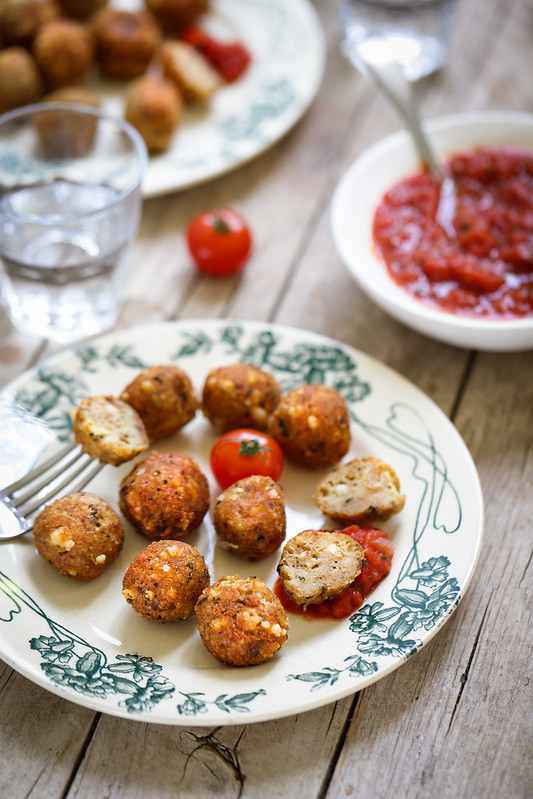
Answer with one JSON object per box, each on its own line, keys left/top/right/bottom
{"left": 16, "top": 456, "right": 105, "bottom": 518}
{"left": 5, "top": 440, "right": 80, "bottom": 495}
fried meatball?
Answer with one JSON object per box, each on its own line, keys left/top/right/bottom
{"left": 268, "top": 384, "right": 351, "bottom": 470}
{"left": 202, "top": 364, "right": 281, "bottom": 434}
{"left": 124, "top": 75, "right": 181, "bottom": 155}
{"left": 214, "top": 475, "right": 286, "bottom": 559}
{"left": 34, "top": 91, "right": 102, "bottom": 159}
{"left": 0, "top": 0, "right": 59, "bottom": 47}
{"left": 145, "top": 0, "right": 209, "bottom": 33}
{"left": 119, "top": 451, "right": 209, "bottom": 540}
{"left": 33, "top": 492, "right": 124, "bottom": 580}
{"left": 122, "top": 539, "right": 210, "bottom": 622}
{"left": 315, "top": 456, "right": 406, "bottom": 525}
{"left": 0, "top": 47, "right": 43, "bottom": 114}
{"left": 33, "top": 19, "right": 95, "bottom": 89}
{"left": 91, "top": 8, "right": 162, "bottom": 80}
{"left": 277, "top": 529, "right": 365, "bottom": 605}
{"left": 56, "top": 0, "right": 108, "bottom": 19}
{"left": 71, "top": 395, "right": 149, "bottom": 466}
{"left": 120, "top": 364, "right": 197, "bottom": 442}
{"left": 42, "top": 85, "right": 102, "bottom": 108}
{"left": 158, "top": 40, "right": 219, "bottom": 103}
{"left": 195, "top": 575, "right": 289, "bottom": 666}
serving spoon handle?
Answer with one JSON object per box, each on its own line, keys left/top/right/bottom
{"left": 359, "top": 57, "right": 443, "bottom": 178}
{"left": 344, "top": 47, "right": 456, "bottom": 237}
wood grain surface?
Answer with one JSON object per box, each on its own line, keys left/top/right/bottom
{"left": 0, "top": 1, "right": 532, "bottom": 797}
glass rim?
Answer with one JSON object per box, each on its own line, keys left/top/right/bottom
{"left": 0, "top": 101, "right": 148, "bottom": 216}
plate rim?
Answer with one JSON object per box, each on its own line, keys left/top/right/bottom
{"left": 0, "top": 318, "right": 484, "bottom": 725}
{"left": 128, "top": 0, "right": 326, "bottom": 197}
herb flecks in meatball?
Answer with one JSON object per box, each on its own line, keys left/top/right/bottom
{"left": 195, "top": 575, "right": 289, "bottom": 666}
{"left": 122, "top": 540, "right": 210, "bottom": 622}
{"left": 214, "top": 475, "right": 286, "bottom": 559}
{"left": 119, "top": 451, "right": 209, "bottom": 540}
{"left": 120, "top": 364, "right": 197, "bottom": 441}
{"left": 202, "top": 363, "right": 281, "bottom": 433}
{"left": 33, "top": 492, "right": 124, "bottom": 580}
{"left": 269, "top": 384, "right": 351, "bottom": 469}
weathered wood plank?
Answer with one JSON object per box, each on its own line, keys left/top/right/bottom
{"left": 0, "top": 667, "right": 97, "bottom": 797}
{"left": 67, "top": 699, "right": 353, "bottom": 799}
{"left": 325, "top": 349, "right": 533, "bottom": 799}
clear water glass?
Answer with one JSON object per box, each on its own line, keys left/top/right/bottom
{"left": 340, "top": 0, "right": 457, "bottom": 81}
{"left": 0, "top": 103, "right": 147, "bottom": 342}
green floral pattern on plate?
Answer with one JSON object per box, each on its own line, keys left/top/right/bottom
{"left": 0, "top": 321, "right": 482, "bottom": 723}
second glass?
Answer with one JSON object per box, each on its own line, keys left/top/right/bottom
{"left": 340, "top": 0, "right": 457, "bottom": 81}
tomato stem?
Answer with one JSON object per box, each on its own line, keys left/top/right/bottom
{"left": 212, "top": 217, "right": 231, "bottom": 234}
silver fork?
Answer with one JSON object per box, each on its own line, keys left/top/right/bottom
{"left": 0, "top": 441, "right": 105, "bottom": 540}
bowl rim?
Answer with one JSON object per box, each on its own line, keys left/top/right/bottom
{"left": 331, "top": 110, "right": 533, "bottom": 350}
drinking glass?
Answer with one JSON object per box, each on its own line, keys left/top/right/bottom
{"left": 0, "top": 102, "right": 147, "bottom": 343}
{"left": 340, "top": 0, "right": 457, "bottom": 81}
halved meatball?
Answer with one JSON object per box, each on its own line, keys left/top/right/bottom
{"left": 315, "top": 456, "right": 406, "bottom": 524}
{"left": 71, "top": 395, "right": 149, "bottom": 466}
{"left": 276, "top": 529, "right": 365, "bottom": 605}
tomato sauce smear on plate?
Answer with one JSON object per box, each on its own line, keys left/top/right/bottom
{"left": 373, "top": 146, "right": 533, "bottom": 318}
{"left": 275, "top": 525, "right": 394, "bottom": 620}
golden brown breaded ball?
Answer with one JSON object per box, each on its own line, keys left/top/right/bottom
{"left": 120, "top": 364, "right": 196, "bottom": 442}
{"left": 314, "top": 456, "right": 406, "bottom": 525}
{"left": 277, "top": 529, "right": 365, "bottom": 605}
{"left": 34, "top": 92, "right": 102, "bottom": 159}
{"left": 268, "top": 384, "right": 351, "bottom": 470}
{"left": 0, "top": 47, "right": 43, "bottom": 114}
{"left": 122, "top": 539, "right": 210, "bottom": 622}
{"left": 33, "top": 19, "right": 95, "bottom": 89}
{"left": 56, "top": 0, "right": 108, "bottom": 19}
{"left": 91, "top": 8, "right": 162, "bottom": 80}
{"left": 124, "top": 74, "right": 181, "bottom": 155}
{"left": 71, "top": 395, "right": 149, "bottom": 466}
{"left": 42, "top": 85, "right": 102, "bottom": 108}
{"left": 145, "top": 0, "right": 209, "bottom": 33}
{"left": 202, "top": 364, "right": 281, "bottom": 434}
{"left": 33, "top": 492, "right": 124, "bottom": 580}
{"left": 119, "top": 451, "right": 210, "bottom": 540}
{"left": 0, "top": 0, "right": 60, "bottom": 47}
{"left": 195, "top": 575, "right": 289, "bottom": 666}
{"left": 214, "top": 475, "right": 286, "bottom": 560}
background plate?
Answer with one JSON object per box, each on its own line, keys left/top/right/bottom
{"left": 0, "top": 320, "right": 483, "bottom": 725}
{"left": 99, "top": 0, "right": 325, "bottom": 196}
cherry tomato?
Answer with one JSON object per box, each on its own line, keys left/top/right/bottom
{"left": 210, "top": 428, "right": 283, "bottom": 489}
{"left": 186, "top": 208, "right": 253, "bottom": 277}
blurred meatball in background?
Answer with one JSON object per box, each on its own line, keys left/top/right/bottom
{"left": 145, "top": 0, "right": 210, "bottom": 33}
{"left": 124, "top": 75, "right": 182, "bottom": 155}
{"left": 33, "top": 19, "right": 95, "bottom": 89}
{"left": 0, "top": 47, "right": 43, "bottom": 113}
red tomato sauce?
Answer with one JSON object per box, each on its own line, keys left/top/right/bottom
{"left": 274, "top": 525, "right": 394, "bottom": 620}
{"left": 372, "top": 146, "right": 533, "bottom": 318}
{"left": 180, "top": 27, "right": 251, "bottom": 83}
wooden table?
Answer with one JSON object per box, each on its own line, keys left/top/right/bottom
{"left": 1, "top": 1, "right": 532, "bottom": 796}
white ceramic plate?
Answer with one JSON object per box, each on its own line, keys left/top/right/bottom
{"left": 98, "top": 0, "right": 325, "bottom": 196}
{"left": 0, "top": 320, "right": 483, "bottom": 725}
{"left": 331, "top": 111, "right": 533, "bottom": 352}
